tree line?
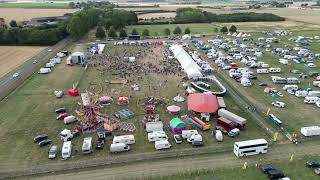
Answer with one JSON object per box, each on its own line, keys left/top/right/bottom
{"left": 175, "top": 8, "right": 285, "bottom": 24}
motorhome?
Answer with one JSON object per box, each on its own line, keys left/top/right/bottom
{"left": 269, "top": 68, "right": 281, "bottom": 73}
{"left": 148, "top": 131, "right": 168, "bottom": 142}
{"left": 181, "top": 130, "right": 199, "bottom": 139}
{"left": 286, "top": 78, "right": 300, "bottom": 84}
{"left": 62, "top": 141, "right": 72, "bottom": 159}
{"left": 110, "top": 143, "right": 130, "bottom": 153}
{"left": 113, "top": 135, "right": 135, "bottom": 145}
{"left": 279, "top": 59, "right": 289, "bottom": 65}
{"left": 257, "top": 69, "right": 269, "bottom": 74}
{"left": 82, "top": 137, "right": 92, "bottom": 154}
{"left": 304, "top": 96, "right": 319, "bottom": 104}
{"left": 154, "top": 140, "right": 171, "bottom": 150}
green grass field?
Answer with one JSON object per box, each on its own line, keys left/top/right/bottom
{"left": 149, "top": 155, "right": 320, "bottom": 180}
{"left": 0, "top": 43, "right": 269, "bottom": 172}
{"left": 0, "top": 2, "right": 69, "bottom": 9}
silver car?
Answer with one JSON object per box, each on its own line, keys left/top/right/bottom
{"left": 48, "top": 145, "right": 58, "bottom": 159}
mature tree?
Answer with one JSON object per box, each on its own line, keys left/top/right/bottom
{"left": 69, "top": 2, "right": 76, "bottom": 8}
{"left": 173, "top": 26, "right": 182, "bottom": 35}
{"left": 220, "top": 26, "right": 228, "bottom": 33}
{"left": 119, "top": 29, "right": 127, "bottom": 39}
{"left": 184, "top": 27, "right": 191, "bottom": 34}
{"left": 214, "top": 27, "right": 219, "bottom": 33}
{"left": 164, "top": 28, "right": 171, "bottom": 36}
{"left": 229, "top": 25, "right": 237, "bottom": 33}
{"left": 131, "top": 28, "right": 138, "bottom": 35}
{"left": 108, "top": 26, "right": 117, "bottom": 39}
{"left": 95, "top": 26, "right": 106, "bottom": 39}
{"left": 9, "top": 20, "right": 18, "bottom": 28}
{"left": 142, "top": 29, "right": 149, "bottom": 36}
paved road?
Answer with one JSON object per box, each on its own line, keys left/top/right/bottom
{"left": 32, "top": 142, "right": 320, "bottom": 180}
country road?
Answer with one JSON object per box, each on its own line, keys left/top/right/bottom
{"left": 31, "top": 141, "right": 320, "bottom": 180}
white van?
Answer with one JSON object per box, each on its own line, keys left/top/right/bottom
{"left": 63, "top": 115, "right": 78, "bottom": 124}
{"left": 269, "top": 67, "right": 281, "bottom": 73}
{"left": 304, "top": 97, "right": 319, "bottom": 104}
{"left": 62, "top": 141, "right": 72, "bottom": 159}
{"left": 45, "top": 62, "right": 55, "bottom": 68}
{"left": 279, "top": 59, "right": 289, "bottom": 65}
{"left": 110, "top": 143, "right": 130, "bottom": 153}
{"left": 313, "top": 81, "right": 320, "bottom": 87}
{"left": 82, "top": 137, "right": 92, "bottom": 154}
{"left": 187, "top": 134, "right": 202, "bottom": 143}
{"left": 38, "top": 68, "right": 51, "bottom": 74}
{"left": 155, "top": 140, "right": 171, "bottom": 150}
{"left": 257, "top": 69, "right": 269, "bottom": 74}
{"left": 182, "top": 130, "right": 199, "bottom": 139}
{"left": 148, "top": 131, "right": 168, "bottom": 142}
{"left": 113, "top": 135, "right": 135, "bottom": 145}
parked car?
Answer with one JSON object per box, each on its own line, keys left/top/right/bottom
{"left": 39, "top": 139, "right": 52, "bottom": 147}
{"left": 259, "top": 164, "right": 277, "bottom": 173}
{"left": 314, "top": 168, "right": 320, "bottom": 175}
{"left": 33, "top": 60, "right": 38, "bottom": 64}
{"left": 267, "top": 169, "right": 285, "bottom": 179}
{"left": 192, "top": 140, "right": 203, "bottom": 146}
{"left": 33, "top": 134, "right": 48, "bottom": 143}
{"left": 95, "top": 139, "right": 105, "bottom": 149}
{"left": 48, "top": 145, "right": 58, "bottom": 159}
{"left": 12, "top": 73, "right": 19, "bottom": 78}
{"left": 173, "top": 134, "right": 182, "bottom": 144}
{"left": 272, "top": 101, "right": 286, "bottom": 108}
{"left": 228, "top": 128, "right": 240, "bottom": 137}
{"left": 306, "top": 160, "right": 320, "bottom": 168}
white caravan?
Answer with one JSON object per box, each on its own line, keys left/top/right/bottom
{"left": 304, "top": 96, "right": 319, "bottom": 104}
{"left": 181, "top": 130, "right": 199, "bottom": 139}
{"left": 110, "top": 143, "right": 130, "bottom": 153}
{"left": 257, "top": 69, "right": 269, "bottom": 74}
{"left": 113, "top": 135, "right": 135, "bottom": 145}
{"left": 154, "top": 140, "right": 171, "bottom": 150}
{"left": 62, "top": 141, "right": 72, "bottom": 159}
{"left": 148, "top": 131, "right": 168, "bottom": 142}
{"left": 82, "top": 137, "right": 92, "bottom": 154}
{"left": 269, "top": 67, "right": 281, "bottom": 73}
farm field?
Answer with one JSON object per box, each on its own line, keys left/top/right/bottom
{"left": 0, "top": 8, "right": 78, "bottom": 23}
{"left": 0, "top": 42, "right": 269, "bottom": 173}
{"left": 0, "top": 2, "right": 70, "bottom": 9}
{"left": 194, "top": 30, "right": 320, "bottom": 133}
{"left": 0, "top": 46, "right": 46, "bottom": 78}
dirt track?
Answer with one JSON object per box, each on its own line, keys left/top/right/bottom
{"left": 0, "top": 46, "right": 46, "bottom": 78}
{"left": 33, "top": 142, "right": 320, "bottom": 180}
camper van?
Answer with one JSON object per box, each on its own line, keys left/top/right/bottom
{"left": 279, "top": 59, "right": 289, "bottom": 65}
{"left": 182, "top": 130, "right": 199, "bottom": 139}
{"left": 148, "top": 131, "right": 168, "bottom": 142}
{"left": 286, "top": 78, "right": 300, "bottom": 84}
{"left": 110, "top": 143, "right": 130, "bottom": 153}
{"left": 113, "top": 135, "right": 135, "bottom": 145}
{"left": 187, "top": 134, "right": 203, "bottom": 143}
{"left": 308, "top": 91, "right": 320, "bottom": 97}
{"left": 241, "top": 78, "right": 252, "bottom": 87}
{"left": 63, "top": 115, "right": 78, "bottom": 124}
{"left": 313, "top": 81, "right": 320, "bottom": 88}
{"left": 82, "top": 137, "right": 92, "bottom": 154}
{"left": 61, "top": 141, "right": 72, "bottom": 159}
{"left": 269, "top": 68, "right": 281, "bottom": 73}
{"left": 155, "top": 140, "right": 171, "bottom": 150}
{"left": 304, "top": 97, "right": 319, "bottom": 104}
{"left": 38, "top": 68, "right": 51, "bottom": 74}
{"left": 257, "top": 69, "right": 269, "bottom": 74}
{"left": 45, "top": 63, "right": 55, "bottom": 68}
{"left": 295, "top": 90, "right": 309, "bottom": 97}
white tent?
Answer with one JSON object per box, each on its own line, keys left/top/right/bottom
{"left": 71, "top": 52, "right": 85, "bottom": 64}
{"left": 169, "top": 45, "right": 203, "bottom": 79}
{"left": 182, "top": 34, "right": 191, "bottom": 40}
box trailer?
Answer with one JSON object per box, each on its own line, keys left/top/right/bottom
{"left": 301, "top": 126, "right": 320, "bottom": 137}
{"left": 216, "top": 117, "right": 237, "bottom": 133}
{"left": 218, "top": 109, "right": 246, "bottom": 128}
{"left": 113, "top": 135, "right": 135, "bottom": 145}
{"left": 181, "top": 130, "right": 199, "bottom": 139}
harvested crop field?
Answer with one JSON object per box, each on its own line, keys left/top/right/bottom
{"left": 0, "top": 8, "right": 78, "bottom": 23}
{"left": 0, "top": 46, "right": 46, "bottom": 78}
{"left": 138, "top": 12, "right": 176, "bottom": 19}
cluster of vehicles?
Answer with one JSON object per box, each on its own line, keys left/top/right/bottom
{"left": 259, "top": 164, "right": 290, "bottom": 180}
{"left": 38, "top": 51, "right": 68, "bottom": 74}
